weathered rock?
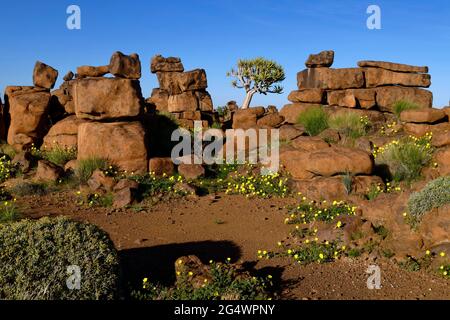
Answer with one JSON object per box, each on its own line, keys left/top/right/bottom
{"left": 87, "top": 169, "right": 116, "bottom": 192}
{"left": 279, "top": 124, "right": 304, "bottom": 141}
{"left": 6, "top": 86, "right": 51, "bottom": 150}
{"left": 73, "top": 78, "right": 143, "bottom": 120}
{"left": 404, "top": 122, "right": 450, "bottom": 137}
{"left": 113, "top": 179, "right": 139, "bottom": 192}
{"left": 443, "top": 107, "right": 450, "bottom": 120}
{"left": 291, "top": 136, "right": 329, "bottom": 151}
{"left": 178, "top": 163, "right": 205, "bottom": 180}
{"left": 167, "top": 91, "right": 198, "bottom": 113}
{"left": 232, "top": 107, "right": 265, "bottom": 129}
{"left": 64, "top": 159, "right": 78, "bottom": 172}
{"left": 305, "top": 50, "right": 334, "bottom": 68}
{"left": 63, "top": 71, "right": 74, "bottom": 81}
{"left": 12, "top": 152, "right": 33, "bottom": 173}
{"left": 196, "top": 90, "right": 213, "bottom": 112}
{"left": 33, "top": 61, "right": 58, "bottom": 89}
{"left": 400, "top": 108, "right": 446, "bottom": 123}
{"left": 435, "top": 146, "right": 450, "bottom": 176}
{"left": 157, "top": 69, "right": 207, "bottom": 95}
{"left": 318, "top": 128, "right": 341, "bottom": 143}
{"left": 42, "top": 115, "right": 86, "bottom": 150}
{"left": 149, "top": 157, "right": 175, "bottom": 176}
{"left": 256, "top": 113, "right": 284, "bottom": 127}
{"left": 109, "top": 51, "right": 141, "bottom": 79}
{"left": 113, "top": 187, "right": 135, "bottom": 208}
{"left": 375, "top": 87, "right": 432, "bottom": 112}
{"left": 419, "top": 205, "right": 450, "bottom": 248}
{"left": 357, "top": 61, "right": 428, "bottom": 73}
{"left": 288, "top": 89, "right": 325, "bottom": 104}
{"left": 150, "top": 55, "right": 184, "bottom": 73}
{"left": 76, "top": 65, "right": 110, "bottom": 78}
{"left": 148, "top": 88, "right": 169, "bottom": 112}
{"left": 432, "top": 131, "right": 450, "bottom": 147}
{"left": 280, "top": 146, "right": 373, "bottom": 179}
{"left": 279, "top": 103, "right": 322, "bottom": 124}
{"left": 327, "top": 89, "right": 376, "bottom": 109}
{"left": 297, "top": 68, "right": 364, "bottom": 90}
{"left": 364, "top": 67, "right": 431, "bottom": 88}
{"left": 35, "top": 160, "right": 64, "bottom": 182}
{"left": 181, "top": 111, "right": 201, "bottom": 120}
{"left": 78, "top": 121, "right": 148, "bottom": 173}
{"left": 0, "top": 98, "right": 7, "bottom": 140}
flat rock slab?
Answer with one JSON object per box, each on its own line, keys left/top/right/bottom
{"left": 288, "top": 89, "right": 325, "bottom": 104}
{"left": 297, "top": 68, "right": 365, "bottom": 90}
{"left": 375, "top": 87, "right": 432, "bottom": 112}
{"left": 364, "top": 67, "right": 431, "bottom": 88}
{"left": 358, "top": 61, "right": 428, "bottom": 73}
{"left": 305, "top": 50, "right": 334, "bottom": 68}
{"left": 327, "top": 89, "right": 376, "bottom": 109}
{"left": 400, "top": 108, "right": 446, "bottom": 124}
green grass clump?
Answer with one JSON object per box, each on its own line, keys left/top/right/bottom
{"left": 75, "top": 158, "right": 110, "bottom": 184}
{"left": 408, "top": 176, "right": 450, "bottom": 220}
{"left": 328, "top": 113, "right": 371, "bottom": 139}
{"left": 0, "top": 200, "right": 20, "bottom": 223}
{"left": 297, "top": 106, "right": 329, "bottom": 136}
{"left": 42, "top": 146, "right": 77, "bottom": 166}
{"left": 392, "top": 100, "right": 420, "bottom": 118}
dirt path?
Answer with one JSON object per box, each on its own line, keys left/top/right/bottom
{"left": 19, "top": 191, "right": 450, "bottom": 300}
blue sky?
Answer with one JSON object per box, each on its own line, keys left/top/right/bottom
{"left": 1, "top": 0, "right": 449, "bottom": 108}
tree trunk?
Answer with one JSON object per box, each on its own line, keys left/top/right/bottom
{"left": 242, "top": 90, "right": 256, "bottom": 109}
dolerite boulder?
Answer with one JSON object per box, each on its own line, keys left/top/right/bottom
{"left": 78, "top": 121, "right": 147, "bottom": 173}
{"left": 51, "top": 80, "right": 75, "bottom": 114}
{"left": 327, "top": 89, "right": 377, "bottom": 109}
{"left": 357, "top": 61, "right": 428, "bottom": 73}
{"left": 151, "top": 55, "right": 184, "bottom": 73}
{"left": 149, "top": 157, "right": 175, "bottom": 176}
{"left": 376, "top": 87, "right": 432, "bottom": 112}
{"left": 232, "top": 107, "right": 265, "bottom": 129}
{"left": 42, "top": 115, "right": 87, "bottom": 150}
{"left": 157, "top": 69, "right": 207, "bottom": 95}
{"left": 364, "top": 68, "right": 431, "bottom": 88}
{"left": 400, "top": 108, "right": 446, "bottom": 124}
{"left": 280, "top": 146, "right": 373, "bottom": 179}
{"left": 76, "top": 65, "right": 110, "bottom": 78}
{"left": 148, "top": 88, "right": 169, "bottom": 112}
{"left": 35, "top": 160, "right": 64, "bottom": 182}
{"left": 6, "top": 86, "right": 51, "bottom": 150}
{"left": 73, "top": 78, "right": 143, "bottom": 120}
{"left": 297, "top": 68, "right": 365, "bottom": 90}
{"left": 33, "top": 61, "right": 58, "bottom": 89}
{"left": 109, "top": 51, "right": 141, "bottom": 79}
{"left": 288, "top": 89, "right": 325, "bottom": 104}
{"left": 305, "top": 50, "right": 334, "bottom": 68}
{"left": 167, "top": 91, "right": 198, "bottom": 112}
{"left": 279, "top": 103, "right": 322, "bottom": 124}
{"left": 196, "top": 91, "right": 213, "bottom": 112}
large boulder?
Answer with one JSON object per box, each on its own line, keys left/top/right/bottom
{"left": 150, "top": 55, "right": 184, "bottom": 73}
{"left": 297, "top": 68, "right": 364, "bottom": 90}
{"left": 435, "top": 146, "right": 450, "bottom": 176}
{"left": 195, "top": 91, "right": 214, "bottom": 112}
{"left": 167, "top": 91, "right": 198, "bottom": 113}
{"left": 403, "top": 122, "right": 450, "bottom": 137}
{"left": 291, "top": 136, "right": 329, "bottom": 151}
{"left": 256, "top": 113, "right": 284, "bottom": 127}
{"left": 76, "top": 65, "right": 110, "bottom": 78}
{"left": 400, "top": 108, "right": 446, "bottom": 124}
{"left": 232, "top": 107, "right": 265, "bottom": 129}
{"left": 357, "top": 61, "right": 428, "bottom": 73}
{"left": 73, "top": 78, "right": 143, "bottom": 120}
{"left": 419, "top": 205, "right": 450, "bottom": 249}
{"left": 33, "top": 61, "right": 58, "bottom": 89}
{"left": 35, "top": 160, "right": 64, "bottom": 182}
{"left": 42, "top": 115, "right": 87, "bottom": 150}
{"left": 6, "top": 86, "right": 51, "bottom": 150}
{"left": 280, "top": 146, "right": 373, "bottom": 179}
{"left": 305, "top": 50, "right": 334, "bottom": 68}
{"left": 78, "top": 121, "right": 148, "bottom": 173}
{"left": 149, "top": 157, "right": 175, "bottom": 177}
{"left": 375, "top": 87, "right": 432, "bottom": 112}
{"left": 287, "top": 89, "right": 325, "bottom": 104}
{"left": 109, "top": 51, "right": 141, "bottom": 79}
{"left": 148, "top": 88, "right": 169, "bottom": 112}
{"left": 279, "top": 103, "right": 322, "bottom": 124}
{"left": 327, "top": 89, "right": 377, "bottom": 109}
{"left": 157, "top": 69, "right": 207, "bottom": 95}
{"left": 364, "top": 68, "right": 431, "bottom": 88}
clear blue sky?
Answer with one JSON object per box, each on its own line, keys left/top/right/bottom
{"left": 1, "top": 0, "right": 449, "bottom": 108}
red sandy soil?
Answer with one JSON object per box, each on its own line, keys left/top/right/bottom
{"left": 19, "top": 191, "right": 450, "bottom": 300}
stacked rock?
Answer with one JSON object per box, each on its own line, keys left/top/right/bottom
{"left": 148, "top": 55, "right": 214, "bottom": 129}
{"left": 281, "top": 50, "right": 434, "bottom": 124}
{"left": 4, "top": 61, "right": 58, "bottom": 150}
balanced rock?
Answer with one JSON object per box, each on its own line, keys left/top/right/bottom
{"left": 78, "top": 121, "right": 148, "bottom": 173}
{"left": 305, "top": 50, "right": 334, "bottom": 68}
{"left": 76, "top": 65, "right": 109, "bottom": 78}
{"left": 364, "top": 68, "right": 431, "bottom": 88}
{"left": 151, "top": 55, "right": 184, "bottom": 73}
{"left": 6, "top": 86, "right": 51, "bottom": 150}
{"left": 357, "top": 61, "right": 428, "bottom": 73}
{"left": 400, "top": 108, "right": 446, "bottom": 124}
{"left": 157, "top": 69, "right": 207, "bottom": 95}
{"left": 109, "top": 51, "right": 141, "bottom": 79}
{"left": 63, "top": 71, "right": 74, "bottom": 81}
{"left": 288, "top": 89, "right": 325, "bottom": 104}
{"left": 297, "top": 68, "right": 364, "bottom": 90}
{"left": 33, "top": 61, "right": 58, "bottom": 89}
{"left": 376, "top": 87, "right": 432, "bottom": 112}
{"left": 74, "top": 78, "right": 143, "bottom": 120}
{"left": 42, "top": 115, "right": 87, "bottom": 150}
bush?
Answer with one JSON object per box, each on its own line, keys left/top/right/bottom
{"left": 328, "top": 113, "right": 371, "bottom": 139}
{"left": 374, "top": 135, "right": 433, "bottom": 182}
{"left": 0, "top": 217, "right": 120, "bottom": 300}
{"left": 43, "top": 146, "right": 77, "bottom": 166}
{"left": 392, "top": 100, "right": 419, "bottom": 118}
{"left": 297, "top": 106, "right": 329, "bottom": 136}
{"left": 11, "top": 182, "right": 49, "bottom": 197}
{"left": 0, "top": 155, "right": 18, "bottom": 183}
{"left": 76, "top": 158, "right": 109, "bottom": 184}
{"left": 0, "top": 200, "right": 20, "bottom": 223}
{"left": 408, "top": 176, "right": 450, "bottom": 220}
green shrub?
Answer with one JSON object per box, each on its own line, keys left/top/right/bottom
{"left": 11, "top": 182, "right": 49, "bottom": 197}
{"left": 392, "top": 100, "right": 419, "bottom": 118}
{"left": 0, "top": 155, "right": 18, "bottom": 183}
{"left": 0, "top": 144, "right": 16, "bottom": 159}
{"left": 76, "top": 158, "right": 109, "bottom": 184}
{"left": 328, "top": 113, "right": 371, "bottom": 139}
{"left": 0, "top": 200, "right": 20, "bottom": 223}
{"left": 408, "top": 176, "right": 450, "bottom": 220}
{"left": 43, "top": 146, "right": 77, "bottom": 166}
{"left": 297, "top": 106, "right": 329, "bottom": 136}
{"left": 0, "top": 217, "right": 120, "bottom": 300}
{"left": 374, "top": 135, "right": 433, "bottom": 182}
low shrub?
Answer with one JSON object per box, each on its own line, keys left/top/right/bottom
{"left": 408, "top": 176, "right": 450, "bottom": 220}
{"left": 392, "top": 100, "right": 419, "bottom": 118}
{"left": 130, "top": 173, "right": 187, "bottom": 199}
{"left": 297, "top": 106, "right": 329, "bottom": 136}
{"left": 76, "top": 192, "right": 114, "bottom": 208}
{"left": 0, "top": 144, "right": 16, "bottom": 159}
{"left": 0, "top": 200, "right": 20, "bottom": 223}
{"left": 225, "top": 171, "right": 289, "bottom": 198}
{"left": 285, "top": 199, "right": 357, "bottom": 224}
{"left": 11, "top": 182, "right": 49, "bottom": 197}
{"left": 0, "top": 155, "right": 18, "bottom": 183}
{"left": 76, "top": 158, "right": 110, "bottom": 184}
{"left": 374, "top": 134, "right": 434, "bottom": 182}
{"left": 43, "top": 146, "right": 77, "bottom": 166}
{"left": 328, "top": 113, "right": 371, "bottom": 139}
{"left": 0, "top": 217, "right": 120, "bottom": 300}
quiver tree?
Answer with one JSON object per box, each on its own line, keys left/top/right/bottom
{"left": 227, "top": 57, "right": 285, "bottom": 109}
